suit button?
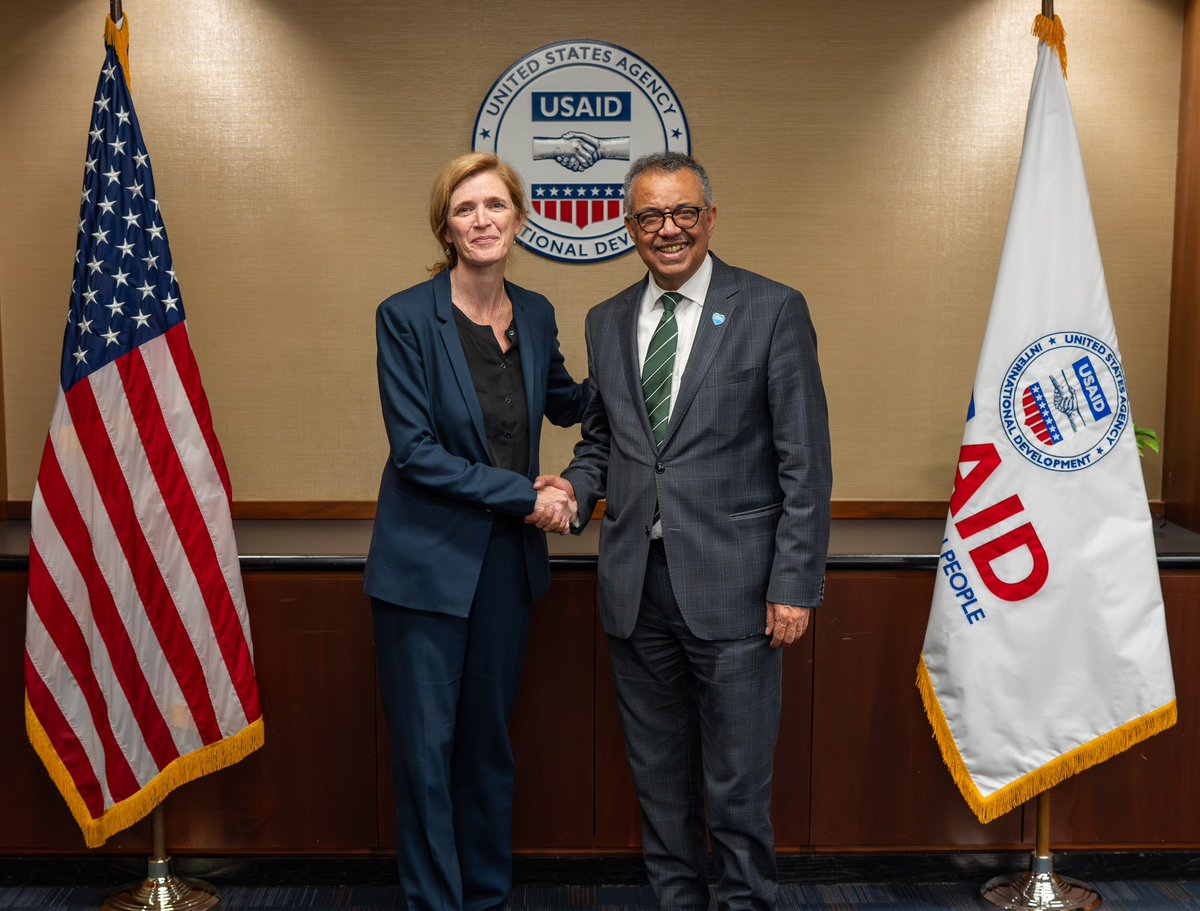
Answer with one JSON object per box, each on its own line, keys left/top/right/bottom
{"left": 655, "top": 462, "right": 665, "bottom": 473}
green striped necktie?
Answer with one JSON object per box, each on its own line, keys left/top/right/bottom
{"left": 642, "top": 291, "right": 682, "bottom": 447}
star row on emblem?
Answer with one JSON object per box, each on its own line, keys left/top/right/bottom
{"left": 533, "top": 185, "right": 623, "bottom": 198}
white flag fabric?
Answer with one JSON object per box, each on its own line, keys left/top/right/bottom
{"left": 918, "top": 28, "right": 1176, "bottom": 824}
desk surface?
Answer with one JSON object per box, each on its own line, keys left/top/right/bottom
{"left": 2, "top": 516, "right": 1199, "bottom": 571}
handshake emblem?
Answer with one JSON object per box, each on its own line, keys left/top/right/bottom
{"left": 533, "top": 132, "right": 631, "bottom": 173}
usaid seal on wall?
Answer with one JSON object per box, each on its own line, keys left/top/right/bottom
{"left": 472, "top": 40, "right": 690, "bottom": 263}
{"left": 998, "top": 331, "right": 1130, "bottom": 473}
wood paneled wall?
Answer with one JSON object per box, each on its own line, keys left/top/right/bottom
{"left": 3, "top": 568, "right": 1196, "bottom": 855}
{"left": 1165, "top": 0, "right": 1200, "bottom": 533}
{"left": 0, "top": 284, "right": 5, "bottom": 514}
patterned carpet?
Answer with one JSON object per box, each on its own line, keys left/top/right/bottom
{"left": 2, "top": 855, "right": 1199, "bottom": 910}
{"left": 4, "top": 881, "right": 1200, "bottom": 910}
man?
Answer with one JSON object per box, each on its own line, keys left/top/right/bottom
{"left": 538, "top": 152, "right": 831, "bottom": 909}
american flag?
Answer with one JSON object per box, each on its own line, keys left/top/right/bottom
{"left": 23, "top": 20, "right": 263, "bottom": 848}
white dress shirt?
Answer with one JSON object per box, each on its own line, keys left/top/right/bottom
{"left": 636, "top": 252, "right": 713, "bottom": 420}
{"left": 636, "top": 254, "right": 713, "bottom": 538}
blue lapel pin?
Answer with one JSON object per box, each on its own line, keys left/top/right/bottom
{"left": 712, "top": 312, "right": 726, "bottom": 326}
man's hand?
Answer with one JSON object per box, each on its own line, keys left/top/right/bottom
{"left": 534, "top": 474, "right": 576, "bottom": 499}
{"left": 525, "top": 476, "right": 577, "bottom": 534}
{"left": 765, "top": 603, "right": 811, "bottom": 649}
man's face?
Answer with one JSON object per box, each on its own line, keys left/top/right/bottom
{"left": 625, "top": 169, "right": 717, "bottom": 291}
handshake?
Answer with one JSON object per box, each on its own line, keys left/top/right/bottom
{"left": 532, "top": 132, "right": 631, "bottom": 174}
{"left": 524, "top": 475, "right": 577, "bottom": 535}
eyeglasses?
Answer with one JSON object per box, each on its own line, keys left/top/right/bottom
{"left": 627, "top": 206, "right": 710, "bottom": 232}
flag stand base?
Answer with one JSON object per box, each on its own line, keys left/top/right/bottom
{"left": 100, "top": 856, "right": 220, "bottom": 911}
{"left": 981, "top": 853, "right": 1101, "bottom": 911}
{"left": 101, "top": 807, "right": 220, "bottom": 911}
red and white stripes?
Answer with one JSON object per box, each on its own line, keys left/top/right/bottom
{"left": 25, "top": 324, "right": 262, "bottom": 845}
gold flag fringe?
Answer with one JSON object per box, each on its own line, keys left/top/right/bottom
{"left": 103, "top": 13, "right": 132, "bottom": 90}
{"left": 1032, "top": 13, "right": 1067, "bottom": 79}
{"left": 917, "top": 657, "right": 1176, "bottom": 824}
{"left": 26, "top": 696, "right": 264, "bottom": 848}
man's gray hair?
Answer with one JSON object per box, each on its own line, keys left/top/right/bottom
{"left": 623, "top": 152, "right": 714, "bottom": 213}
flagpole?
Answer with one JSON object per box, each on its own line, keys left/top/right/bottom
{"left": 102, "top": 804, "right": 221, "bottom": 911}
{"left": 88, "top": 17, "right": 216, "bottom": 909}
{"left": 982, "top": 790, "right": 1100, "bottom": 910}
{"left": 973, "top": 6, "right": 1104, "bottom": 906}
{"left": 977, "top": 0, "right": 1098, "bottom": 873}
{"left": 1036, "top": 792, "right": 1051, "bottom": 861}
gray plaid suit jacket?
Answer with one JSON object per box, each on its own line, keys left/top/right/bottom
{"left": 563, "top": 254, "right": 832, "bottom": 640}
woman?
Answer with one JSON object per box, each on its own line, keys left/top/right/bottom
{"left": 364, "top": 153, "right": 586, "bottom": 910}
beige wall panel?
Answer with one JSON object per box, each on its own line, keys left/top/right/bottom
{"left": 0, "top": 0, "right": 1181, "bottom": 504}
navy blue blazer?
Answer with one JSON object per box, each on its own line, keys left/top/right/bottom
{"left": 364, "top": 270, "right": 588, "bottom": 616}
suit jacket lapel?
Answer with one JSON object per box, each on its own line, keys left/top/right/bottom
{"left": 433, "top": 271, "right": 491, "bottom": 459}
{"left": 509, "top": 282, "right": 541, "bottom": 472}
{"left": 661, "top": 256, "right": 740, "bottom": 451}
{"left": 617, "top": 278, "right": 657, "bottom": 448}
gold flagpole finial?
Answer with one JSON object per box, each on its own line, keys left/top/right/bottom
{"left": 104, "top": 6, "right": 132, "bottom": 90}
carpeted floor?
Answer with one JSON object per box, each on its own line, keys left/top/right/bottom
{"left": 2, "top": 854, "right": 1199, "bottom": 910}
{"left": 3, "top": 881, "right": 1200, "bottom": 910}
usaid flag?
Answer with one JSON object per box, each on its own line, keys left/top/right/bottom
{"left": 917, "top": 22, "right": 1176, "bottom": 824}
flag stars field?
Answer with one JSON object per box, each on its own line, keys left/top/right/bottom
{"left": 67, "top": 68, "right": 184, "bottom": 388}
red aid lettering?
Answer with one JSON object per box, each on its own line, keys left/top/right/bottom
{"left": 950, "top": 444, "right": 1002, "bottom": 517}
{"left": 955, "top": 494, "right": 1023, "bottom": 539}
{"left": 969, "top": 523, "right": 1049, "bottom": 601}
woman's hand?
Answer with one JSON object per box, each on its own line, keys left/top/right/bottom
{"left": 525, "top": 477, "right": 577, "bottom": 534}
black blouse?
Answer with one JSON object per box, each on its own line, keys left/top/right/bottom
{"left": 452, "top": 308, "right": 530, "bottom": 477}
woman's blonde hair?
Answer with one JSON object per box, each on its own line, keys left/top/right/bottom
{"left": 429, "top": 153, "right": 528, "bottom": 274}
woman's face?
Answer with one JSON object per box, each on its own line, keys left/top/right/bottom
{"left": 443, "top": 171, "right": 524, "bottom": 271}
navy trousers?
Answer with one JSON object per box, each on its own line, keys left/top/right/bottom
{"left": 373, "top": 524, "right": 532, "bottom": 911}
{"left": 608, "top": 542, "right": 783, "bottom": 911}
